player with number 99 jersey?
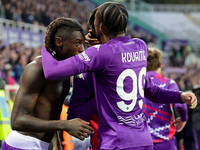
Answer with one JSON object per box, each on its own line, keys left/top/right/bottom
{"left": 42, "top": 36, "right": 183, "bottom": 149}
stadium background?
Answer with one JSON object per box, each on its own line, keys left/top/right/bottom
{"left": 0, "top": 0, "right": 200, "bottom": 150}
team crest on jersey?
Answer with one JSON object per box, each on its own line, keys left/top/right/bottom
{"left": 93, "top": 44, "right": 101, "bottom": 51}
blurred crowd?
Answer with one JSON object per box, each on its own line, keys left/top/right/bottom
{"left": 0, "top": 42, "right": 41, "bottom": 86}
{"left": 0, "top": 0, "right": 92, "bottom": 34}
{"left": 0, "top": 0, "right": 200, "bottom": 150}
{"left": 165, "top": 44, "right": 200, "bottom": 91}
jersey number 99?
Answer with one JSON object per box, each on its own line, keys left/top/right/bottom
{"left": 116, "top": 67, "right": 146, "bottom": 112}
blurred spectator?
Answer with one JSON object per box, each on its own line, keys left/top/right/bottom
{"left": 4, "top": 3, "right": 13, "bottom": 20}
{"left": 6, "top": 67, "right": 17, "bottom": 92}
{"left": 12, "top": 54, "right": 27, "bottom": 84}
{"left": 169, "top": 44, "right": 180, "bottom": 67}
{"left": 176, "top": 77, "right": 186, "bottom": 91}
{"left": 0, "top": 3, "right": 5, "bottom": 18}
{"left": 184, "top": 47, "right": 199, "bottom": 69}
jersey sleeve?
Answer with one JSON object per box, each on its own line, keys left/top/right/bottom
{"left": 41, "top": 45, "right": 113, "bottom": 80}
{"left": 168, "top": 79, "right": 188, "bottom": 121}
{"left": 144, "top": 74, "right": 183, "bottom": 104}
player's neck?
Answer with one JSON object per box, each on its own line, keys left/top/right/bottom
{"left": 102, "top": 33, "right": 126, "bottom": 43}
{"left": 155, "top": 67, "right": 162, "bottom": 74}
{"left": 115, "top": 33, "right": 126, "bottom": 38}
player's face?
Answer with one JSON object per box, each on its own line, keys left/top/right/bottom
{"left": 61, "top": 31, "right": 84, "bottom": 59}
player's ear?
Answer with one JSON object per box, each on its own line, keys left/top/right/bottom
{"left": 55, "top": 36, "right": 63, "bottom": 47}
{"left": 100, "top": 23, "right": 108, "bottom": 35}
{"left": 99, "top": 23, "right": 104, "bottom": 32}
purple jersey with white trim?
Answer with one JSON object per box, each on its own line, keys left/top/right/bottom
{"left": 143, "top": 71, "right": 188, "bottom": 143}
{"left": 42, "top": 36, "right": 183, "bottom": 149}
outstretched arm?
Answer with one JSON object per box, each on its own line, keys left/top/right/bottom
{"left": 42, "top": 46, "right": 76, "bottom": 80}
{"left": 42, "top": 45, "right": 112, "bottom": 80}
{"left": 145, "top": 75, "right": 197, "bottom": 109}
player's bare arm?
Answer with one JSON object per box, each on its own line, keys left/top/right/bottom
{"left": 11, "top": 56, "right": 93, "bottom": 141}
{"left": 11, "top": 56, "right": 48, "bottom": 133}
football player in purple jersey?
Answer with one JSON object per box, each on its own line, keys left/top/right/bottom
{"left": 143, "top": 48, "right": 188, "bottom": 150}
{"left": 41, "top": 2, "right": 197, "bottom": 150}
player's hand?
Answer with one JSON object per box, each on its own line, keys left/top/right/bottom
{"left": 174, "top": 117, "right": 186, "bottom": 132}
{"left": 64, "top": 118, "right": 94, "bottom": 141}
{"left": 85, "top": 30, "right": 100, "bottom": 47}
{"left": 180, "top": 92, "right": 197, "bottom": 109}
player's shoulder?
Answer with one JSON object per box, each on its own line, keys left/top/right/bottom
{"left": 86, "top": 44, "right": 113, "bottom": 57}
{"left": 163, "top": 77, "right": 177, "bottom": 86}
{"left": 168, "top": 78, "right": 176, "bottom": 85}
{"left": 132, "top": 38, "right": 148, "bottom": 50}
{"left": 89, "top": 44, "right": 112, "bottom": 51}
{"left": 20, "top": 56, "right": 46, "bottom": 88}
{"left": 132, "top": 38, "right": 147, "bottom": 45}
{"left": 24, "top": 55, "right": 43, "bottom": 74}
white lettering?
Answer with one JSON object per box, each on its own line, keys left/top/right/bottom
{"left": 121, "top": 50, "right": 146, "bottom": 63}
{"left": 121, "top": 53, "right": 126, "bottom": 63}
{"left": 123, "top": 41, "right": 135, "bottom": 45}
{"left": 127, "top": 52, "right": 132, "bottom": 62}
{"left": 135, "top": 52, "right": 139, "bottom": 61}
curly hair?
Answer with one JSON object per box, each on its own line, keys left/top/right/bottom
{"left": 44, "top": 17, "right": 83, "bottom": 55}
{"left": 147, "top": 48, "right": 163, "bottom": 71}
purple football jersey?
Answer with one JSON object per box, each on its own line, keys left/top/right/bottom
{"left": 68, "top": 72, "right": 96, "bottom": 122}
{"left": 143, "top": 71, "right": 188, "bottom": 143}
{"left": 42, "top": 36, "right": 183, "bottom": 149}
